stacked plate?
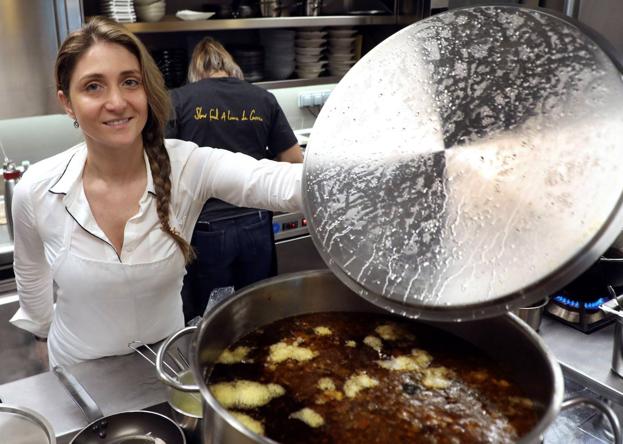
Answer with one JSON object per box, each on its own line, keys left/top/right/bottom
{"left": 134, "top": 0, "right": 166, "bottom": 22}
{"left": 230, "top": 46, "right": 265, "bottom": 82}
{"left": 295, "top": 28, "right": 328, "bottom": 79}
{"left": 260, "top": 29, "right": 296, "bottom": 80}
{"left": 100, "top": 0, "right": 136, "bottom": 23}
{"left": 152, "top": 48, "right": 187, "bottom": 88}
{"left": 328, "top": 27, "right": 358, "bottom": 76}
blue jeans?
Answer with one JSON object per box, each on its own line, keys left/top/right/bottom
{"left": 181, "top": 211, "right": 276, "bottom": 321}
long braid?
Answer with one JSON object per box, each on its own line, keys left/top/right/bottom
{"left": 145, "top": 142, "right": 195, "bottom": 263}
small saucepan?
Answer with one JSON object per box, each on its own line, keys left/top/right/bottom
{"left": 53, "top": 366, "right": 186, "bottom": 444}
{"left": 129, "top": 340, "right": 203, "bottom": 442}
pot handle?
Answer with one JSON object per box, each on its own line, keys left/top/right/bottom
{"left": 561, "top": 396, "right": 621, "bottom": 444}
{"left": 601, "top": 257, "right": 623, "bottom": 263}
{"left": 53, "top": 366, "right": 104, "bottom": 424}
{"left": 156, "top": 326, "right": 199, "bottom": 392}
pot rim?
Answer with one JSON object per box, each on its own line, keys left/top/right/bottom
{"left": 0, "top": 403, "right": 56, "bottom": 444}
{"left": 510, "top": 312, "right": 565, "bottom": 444}
{"left": 167, "top": 399, "right": 203, "bottom": 419}
{"left": 190, "top": 270, "right": 565, "bottom": 444}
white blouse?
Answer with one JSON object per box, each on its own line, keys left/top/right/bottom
{"left": 10, "top": 139, "right": 303, "bottom": 339}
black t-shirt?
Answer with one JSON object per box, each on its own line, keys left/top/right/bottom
{"left": 166, "top": 77, "right": 298, "bottom": 220}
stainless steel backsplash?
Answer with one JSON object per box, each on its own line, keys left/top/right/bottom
{"left": 0, "top": 0, "right": 83, "bottom": 119}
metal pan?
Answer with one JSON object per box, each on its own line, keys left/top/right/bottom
{"left": 53, "top": 366, "right": 185, "bottom": 444}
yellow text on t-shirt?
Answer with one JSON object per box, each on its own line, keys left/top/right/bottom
{"left": 193, "top": 106, "right": 263, "bottom": 122}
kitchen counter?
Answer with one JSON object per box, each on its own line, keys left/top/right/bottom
{"left": 540, "top": 315, "right": 623, "bottom": 404}
{"left": 0, "top": 347, "right": 169, "bottom": 443}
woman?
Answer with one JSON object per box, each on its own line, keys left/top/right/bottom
{"left": 166, "top": 37, "right": 303, "bottom": 321}
{"left": 9, "top": 17, "right": 303, "bottom": 367}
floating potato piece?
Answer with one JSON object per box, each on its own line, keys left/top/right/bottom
{"left": 509, "top": 396, "right": 534, "bottom": 408}
{"left": 469, "top": 369, "right": 489, "bottom": 383}
{"left": 229, "top": 411, "right": 265, "bottom": 435}
{"left": 317, "top": 377, "right": 336, "bottom": 391}
{"left": 268, "top": 341, "right": 318, "bottom": 364}
{"left": 343, "top": 372, "right": 380, "bottom": 398}
{"left": 374, "top": 324, "right": 414, "bottom": 341}
{"left": 345, "top": 340, "right": 357, "bottom": 348}
{"left": 210, "top": 380, "right": 285, "bottom": 409}
{"left": 314, "top": 326, "right": 333, "bottom": 336}
{"left": 376, "top": 349, "right": 432, "bottom": 371}
{"left": 421, "top": 367, "right": 452, "bottom": 390}
{"left": 411, "top": 349, "right": 432, "bottom": 368}
{"left": 290, "top": 408, "right": 325, "bottom": 428}
{"left": 493, "top": 378, "right": 511, "bottom": 389}
{"left": 217, "top": 346, "right": 253, "bottom": 364}
{"left": 377, "top": 356, "right": 419, "bottom": 371}
{"left": 363, "top": 335, "right": 383, "bottom": 352}
{"left": 321, "top": 390, "right": 344, "bottom": 403}
{"left": 315, "top": 376, "right": 344, "bottom": 404}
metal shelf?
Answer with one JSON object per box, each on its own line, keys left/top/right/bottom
{"left": 122, "top": 15, "right": 397, "bottom": 33}
{"left": 255, "top": 76, "right": 341, "bottom": 89}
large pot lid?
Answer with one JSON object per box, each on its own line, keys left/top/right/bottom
{"left": 303, "top": 5, "right": 623, "bottom": 320}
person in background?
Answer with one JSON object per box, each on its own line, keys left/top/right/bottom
{"left": 166, "top": 37, "right": 303, "bottom": 322}
{"left": 9, "top": 17, "right": 303, "bottom": 367}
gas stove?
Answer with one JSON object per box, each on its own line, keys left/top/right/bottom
{"left": 544, "top": 251, "right": 622, "bottom": 333}
{"left": 545, "top": 292, "right": 614, "bottom": 333}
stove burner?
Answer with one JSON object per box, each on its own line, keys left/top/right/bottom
{"left": 546, "top": 294, "right": 614, "bottom": 333}
{"left": 552, "top": 295, "right": 610, "bottom": 311}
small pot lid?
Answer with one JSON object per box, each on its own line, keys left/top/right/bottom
{"left": 303, "top": 5, "right": 623, "bottom": 320}
{"left": 0, "top": 404, "right": 55, "bottom": 444}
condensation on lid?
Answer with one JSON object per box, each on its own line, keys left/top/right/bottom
{"left": 303, "top": 6, "right": 623, "bottom": 320}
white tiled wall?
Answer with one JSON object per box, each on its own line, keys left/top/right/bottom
{"left": 269, "top": 83, "right": 337, "bottom": 130}
{"left": 0, "top": 114, "right": 83, "bottom": 165}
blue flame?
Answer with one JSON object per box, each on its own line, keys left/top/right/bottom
{"left": 553, "top": 295, "right": 609, "bottom": 310}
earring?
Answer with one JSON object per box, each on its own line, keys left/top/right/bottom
{"left": 73, "top": 120, "right": 79, "bottom": 128}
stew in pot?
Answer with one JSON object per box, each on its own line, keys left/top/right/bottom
{"left": 208, "top": 312, "right": 539, "bottom": 444}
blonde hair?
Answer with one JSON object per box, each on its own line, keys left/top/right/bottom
{"left": 55, "top": 16, "right": 194, "bottom": 263}
{"left": 187, "top": 37, "right": 244, "bottom": 82}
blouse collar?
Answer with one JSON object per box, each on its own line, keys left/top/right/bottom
{"left": 49, "top": 143, "right": 156, "bottom": 196}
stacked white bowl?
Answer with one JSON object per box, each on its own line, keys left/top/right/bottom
{"left": 134, "top": 0, "right": 166, "bottom": 22}
{"left": 295, "top": 28, "right": 328, "bottom": 79}
{"left": 100, "top": 0, "right": 136, "bottom": 23}
{"left": 260, "top": 29, "right": 296, "bottom": 80}
{"left": 327, "top": 27, "right": 358, "bottom": 77}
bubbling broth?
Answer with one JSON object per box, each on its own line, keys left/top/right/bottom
{"left": 207, "top": 312, "right": 539, "bottom": 444}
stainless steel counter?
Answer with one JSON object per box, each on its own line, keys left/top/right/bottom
{"left": 540, "top": 315, "right": 623, "bottom": 404}
{"left": 0, "top": 223, "right": 12, "bottom": 268}
{"left": 0, "top": 349, "right": 168, "bottom": 443}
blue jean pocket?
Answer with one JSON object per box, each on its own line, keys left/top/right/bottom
{"left": 240, "top": 217, "right": 273, "bottom": 259}
{"left": 192, "top": 229, "right": 226, "bottom": 267}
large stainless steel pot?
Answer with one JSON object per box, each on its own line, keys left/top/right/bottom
{"left": 157, "top": 270, "right": 621, "bottom": 444}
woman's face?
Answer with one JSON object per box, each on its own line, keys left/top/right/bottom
{"left": 58, "top": 41, "right": 148, "bottom": 154}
